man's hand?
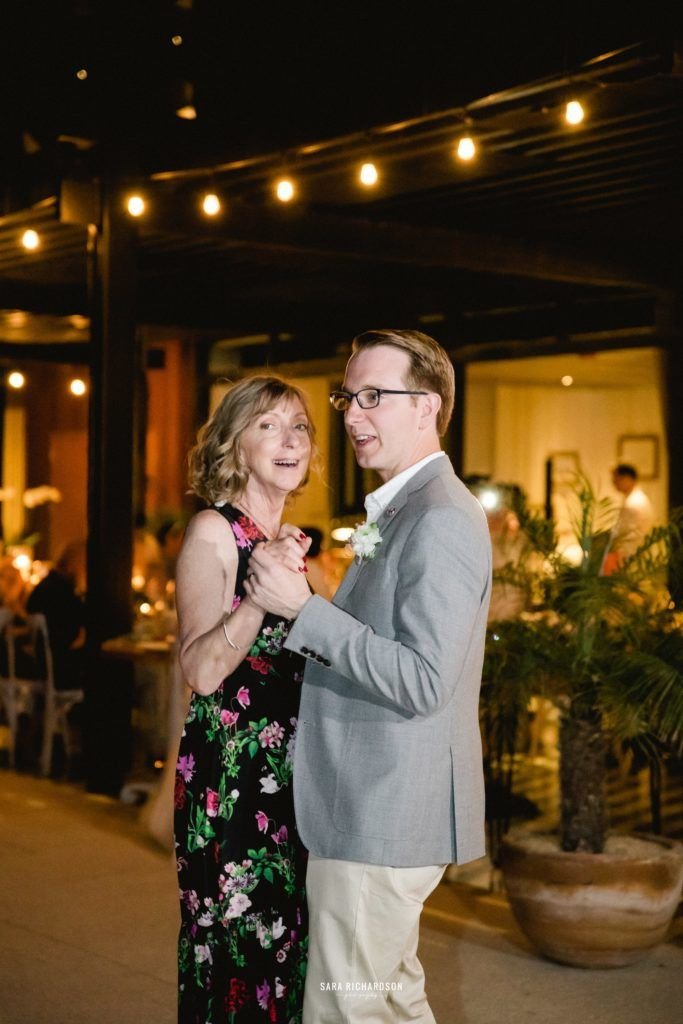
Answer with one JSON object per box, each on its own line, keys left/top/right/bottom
{"left": 244, "top": 542, "right": 312, "bottom": 619}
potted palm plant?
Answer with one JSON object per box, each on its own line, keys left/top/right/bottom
{"left": 482, "top": 478, "right": 683, "bottom": 967}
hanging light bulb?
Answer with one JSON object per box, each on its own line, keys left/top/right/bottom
{"left": 76, "top": 68, "right": 88, "bottom": 81}
{"left": 565, "top": 100, "right": 585, "bottom": 125}
{"left": 8, "top": 371, "right": 26, "bottom": 389}
{"left": 202, "top": 193, "right": 221, "bottom": 216}
{"left": 69, "top": 378, "right": 88, "bottom": 396}
{"left": 176, "top": 81, "right": 197, "bottom": 120}
{"left": 359, "top": 162, "right": 379, "bottom": 187}
{"left": 21, "top": 229, "right": 40, "bottom": 250}
{"left": 456, "top": 136, "right": 476, "bottom": 161}
{"left": 275, "top": 178, "right": 295, "bottom": 203}
{"left": 126, "top": 195, "right": 145, "bottom": 217}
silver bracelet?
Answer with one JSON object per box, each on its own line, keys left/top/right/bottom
{"left": 222, "top": 617, "right": 242, "bottom": 651}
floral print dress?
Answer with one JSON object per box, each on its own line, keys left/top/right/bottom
{"left": 175, "top": 504, "right": 308, "bottom": 1024}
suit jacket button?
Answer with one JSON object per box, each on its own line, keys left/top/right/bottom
{"left": 301, "top": 646, "right": 309, "bottom": 655}
{"left": 322, "top": 658, "right": 331, "bottom": 667}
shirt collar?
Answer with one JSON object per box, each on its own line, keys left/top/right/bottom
{"left": 364, "top": 451, "right": 445, "bottom": 523}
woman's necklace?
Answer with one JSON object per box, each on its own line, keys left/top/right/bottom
{"left": 235, "top": 501, "right": 279, "bottom": 540}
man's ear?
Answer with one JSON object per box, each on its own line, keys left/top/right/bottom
{"left": 418, "top": 392, "right": 441, "bottom": 429}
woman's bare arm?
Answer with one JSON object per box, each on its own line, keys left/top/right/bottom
{"left": 176, "top": 510, "right": 265, "bottom": 695}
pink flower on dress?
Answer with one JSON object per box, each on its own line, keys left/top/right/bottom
{"left": 271, "top": 825, "right": 288, "bottom": 845}
{"left": 231, "top": 594, "right": 242, "bottom": 612}
{"left": 255, "top": 810, "right": 269, "bottom": 833}
{"left": 231, "top": 521, "right": 251, "bottom": 549}
{"left": 177, "top": 752, "right": 196, "bottom": 783}
{"left": 256, "top": 980, "right": 270, "bottom": 1011}
{"left": 236, "top": 686, "right": 250, "bottom": 708}
{"left": 258, "top": 722, "right": 285, "bottom": 748}
{"left": 206, "top": 789, "right": 220, "bottom": 818}
{"left": 220, "top": 709, "right": 239, "bottom": 727}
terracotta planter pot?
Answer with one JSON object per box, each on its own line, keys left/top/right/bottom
{"left": 500, "top": 830, "right": 683, "bottom": 968}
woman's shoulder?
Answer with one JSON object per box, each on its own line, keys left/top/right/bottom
{"left": 181, "top": 507, "right": 238, "bottom": 555}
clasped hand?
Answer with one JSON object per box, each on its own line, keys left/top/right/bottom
{"left": 244, "top": 524, "right": 313, "bottom": 619}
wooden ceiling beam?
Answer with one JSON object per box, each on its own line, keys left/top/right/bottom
{"left": 130, "top": 198, "right": 654, "bottom": 290}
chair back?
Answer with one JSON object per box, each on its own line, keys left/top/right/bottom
{"left": 16, "top": 613, "right": 55, "bottom": 693}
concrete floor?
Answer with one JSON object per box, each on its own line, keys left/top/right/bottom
{"left": 1, "top": 771, "right": 682, "bottom": 1024}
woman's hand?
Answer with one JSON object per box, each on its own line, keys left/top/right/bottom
{"left": 256, "top": 524, "right": 312, "bottom": 575}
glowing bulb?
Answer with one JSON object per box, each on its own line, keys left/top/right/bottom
{"left": 480, "top": 489, "right": 499, "bottom": 511}
{"left": 176, "top": 104, "right": 197, "bottom": 120}
{"left": 561, "top": 375, "right": 574, "bottom": 387}
{"left": 127, "top": 195, "right": 145, "bottom": 217}
{"left": 132, "top": 574, "right": 146, "bottom": 591}
{"left": 275, "top": 178, "right": 295, "bottom": 202}
{"left": 139, "top": 602, "right": 152, "bottom": 615}
{"left": 69, "top": 378, "right": 87, "bottom": 396}
{"left": 21, "top": 229, "right": 40, "bottom": 250}
{"left": 171, "top": 35, "right": 183, "bottom": 46}
{"left": 565, "top": 100, "right": 585, "bottom": 125}
{"left": 13, "top": 553, "right": 32, "bottom": 573}
{"left": 456, "top": 136, "right": 476, "bottom": 161}
{"left": 76, "top": 68, "right": 88, "bottom": 81}
{"left": 331, "top": 527, "right": 354, "bottom": 542}
{"left": 202, "top": 193, "right": 221, "bottom": 216}
{"left": 359, "top": 162, "right": 378, "bottom": 186}
{"left": 8, "top": 371, "right": 26, "bottom": 389}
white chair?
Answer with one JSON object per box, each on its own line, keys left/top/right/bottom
{"left": 0, "top": 612, "right": 84, "bottom": 776}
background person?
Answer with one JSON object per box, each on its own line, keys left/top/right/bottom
{"left": 601, "top": 463, "right": 654, "bottom": 575}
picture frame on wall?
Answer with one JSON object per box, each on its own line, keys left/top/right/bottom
{"left": 616, "top": 434, "right": 659, "bottom": 481}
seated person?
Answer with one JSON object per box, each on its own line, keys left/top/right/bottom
{"left": 27, "top": 540, "right": 86, "bottom": 690}
{"left": 0, "top": 557, "right": 31, "bottom": 621}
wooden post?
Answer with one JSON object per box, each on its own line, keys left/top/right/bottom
{"left": 84, "top": 184, "right": 137, "bottom": 793}
{"left": 450, "top": 360, "right": 466, "bottom": 477}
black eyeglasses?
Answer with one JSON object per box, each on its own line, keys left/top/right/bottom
{"left": 329, "top": 387, "right": 428, "bottom": 411}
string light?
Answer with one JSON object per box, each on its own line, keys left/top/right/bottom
{"left": 456, "top": 136, "right": 476, "bottom": 161}
{"left": 275, "top": 178, "right": 295, "bottom": 202}
{"left": 565, "top": 100, "right": 585, "bottom": 125}
{"left": 171, "top": 35, "right": 183, "bottom": 46}
{"left": 69, "top": 378, "right": 87, "bottom": 396}
{"left": 561, "top": 375, "right": 574, "bottom": 387}
{"left": 202, "top": 192, "right": 221, "bottom": 216}
{"left": 359, "top": 162, "right": 379, "bottom": 186}
{"left": 126, "top": 195, "right": 145, "bottom": 217}
{"left": 21, "top": 229, "right": 40, "bottom": 250}
{"left": 8, "top": 371, "right": 26, "bottom": 389}
{"left": 76, "top": 69, "right": 88, "bottom": 81}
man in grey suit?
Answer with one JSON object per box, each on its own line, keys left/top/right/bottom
{"left": 246, "top": 330, "right": 491, "bottom": 1023}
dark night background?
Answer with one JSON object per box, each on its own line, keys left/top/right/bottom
{"left": 3, "top": 1, "right": 674, "bottom": 199}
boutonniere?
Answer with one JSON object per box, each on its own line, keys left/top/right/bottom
{"left": 349, "top": 522, "right": 382, "bottom": 562}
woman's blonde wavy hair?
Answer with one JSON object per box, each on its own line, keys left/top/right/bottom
{"left": 188, "top": 376, "right": 317, "bottom": 505}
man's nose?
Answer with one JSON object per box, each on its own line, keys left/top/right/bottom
{"left": 344, "top": 397, "right": 363, "bottom": 424}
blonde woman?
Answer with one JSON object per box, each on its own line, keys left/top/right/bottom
{"left": 174, "top": 376, "right": 314, "bottom": 1023}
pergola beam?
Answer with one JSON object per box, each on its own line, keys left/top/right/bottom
{"left": 135, "top": 199, "right": 655, "bottom": 290}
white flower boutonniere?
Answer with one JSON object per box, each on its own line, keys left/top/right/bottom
{"left": 349, "top": 522, "right": 382, "bottom": 562}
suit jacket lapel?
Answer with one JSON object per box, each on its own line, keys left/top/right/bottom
{"left": 333, "top": 456, "right": 454, "bottom": 607}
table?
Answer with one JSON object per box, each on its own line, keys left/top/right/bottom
{"left": 101, "top": 635, "right": 191, "bottom": 850}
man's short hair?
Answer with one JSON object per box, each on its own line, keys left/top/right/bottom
{"left": 614, "top": 463, "right": 638, "bottom": 480}
{"left": 351, "top": 329, "right": 455, "bottom": 436}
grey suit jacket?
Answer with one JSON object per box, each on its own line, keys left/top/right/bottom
{"left": 284, "top": 456, "right": 492, "bottom": 867}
